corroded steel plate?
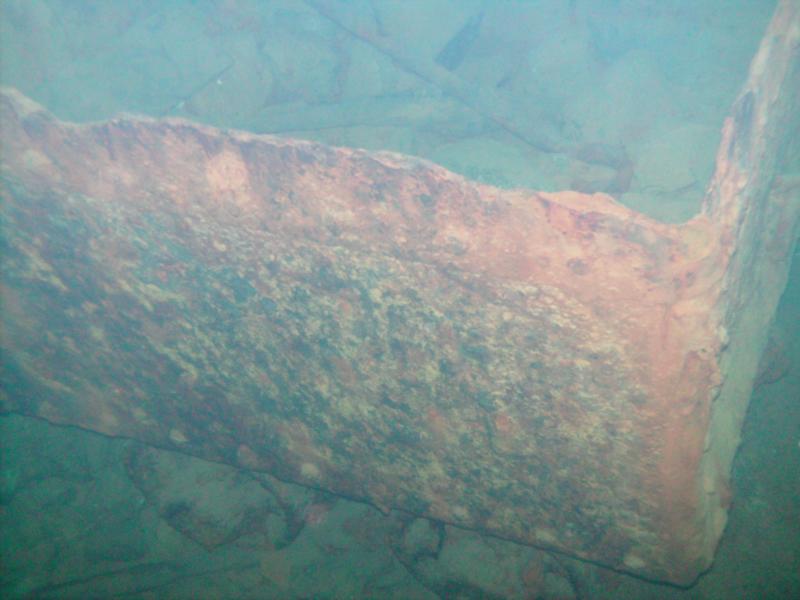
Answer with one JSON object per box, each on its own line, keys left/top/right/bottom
{"left": 1, "top": 1, "right": 797, "bottom": 584}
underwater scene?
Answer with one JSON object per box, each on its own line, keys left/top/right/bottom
{"left": 1, "top": 1, "right": 798, "bottom": 598}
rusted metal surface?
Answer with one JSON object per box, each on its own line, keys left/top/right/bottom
{"left": 1, "top": 2, "right": 797, "bottom": 585}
